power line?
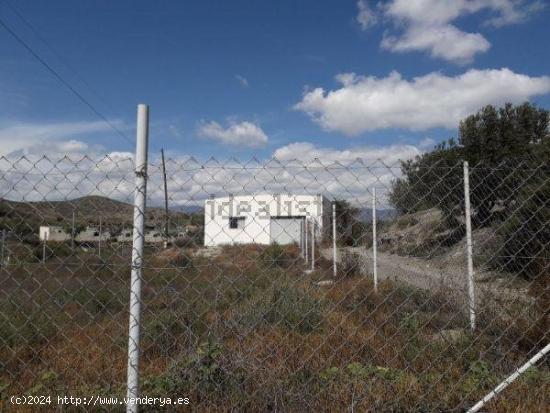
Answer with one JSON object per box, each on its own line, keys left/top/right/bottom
{"left": 0, "top": 13, "right": 133, "bottom": 146}
{"left": 4, "top": 1, "right": 119, "bottom": 118}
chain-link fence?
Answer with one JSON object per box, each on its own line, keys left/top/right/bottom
{"left": 0, "top": 149, "right": 548, "bottom": 411}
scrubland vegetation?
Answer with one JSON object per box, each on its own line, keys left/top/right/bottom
{"left": 1, "top": 243, "right": 548, "bottom": 412}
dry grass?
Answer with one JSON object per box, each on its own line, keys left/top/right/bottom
{"left": 1, "top": 244, "right": 548, "bottom": 412}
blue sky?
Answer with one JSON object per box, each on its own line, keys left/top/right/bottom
{"left": 1, "top": 0, "right": 549, "bottom": 162}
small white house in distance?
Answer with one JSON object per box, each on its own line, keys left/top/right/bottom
{"left": 204, "top": 194, "right": 330, "bottom": 247}
{"left": 76, "top": 226, "right": 111, "bottom": 242}
{"left": 39, "top": 225, "right": 70, "bottom": 241}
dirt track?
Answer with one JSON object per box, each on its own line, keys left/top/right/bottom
{"left": 321, "top": 246, "right": 533, "bottom": 309}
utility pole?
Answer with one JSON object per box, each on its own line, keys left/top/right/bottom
{"left": 161, "top": 148, "right": 169, "bottom": 249}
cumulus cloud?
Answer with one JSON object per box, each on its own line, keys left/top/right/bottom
{"left": 294, "top": 68, "right": 550, "bottom": 135}
{"left": 380, "top": 24, "right": 490, "bottom": 64}
{"left": 356, "top": 0, "right": 377, "bottom": 30}
{"left": 0, "top": 136, "right": 425, "bottom": 208}
{"left": 197, "top": 120, "right": 268, "bottom": 147}
{"left": 273, "top": 142, "right": 420, "bottom": 165}
{"left": 0, "top": 120, "right": 118, "bottom": 156}
{"left": 360, "top": 0, "right": 544, "bottom": 63}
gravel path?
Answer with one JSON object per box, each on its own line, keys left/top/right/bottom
{"left": 321, "top": 246, "right": 533, "bottom": 309}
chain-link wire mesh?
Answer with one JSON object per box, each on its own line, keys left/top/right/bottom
{"left": 0, "top": 154, "right": 548, "bottom": 412}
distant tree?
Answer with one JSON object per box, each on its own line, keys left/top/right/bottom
{"left": 387, "top": 102, "right": 549, "bottom": 278}
{"left": 459, "top": 102, "right": 549, "bottom": 225}
{"left": 389, "top": 102, "right": 549, "bottom": 226}
{"left": 332, "top": 199, "right": 368, "bottom": 246}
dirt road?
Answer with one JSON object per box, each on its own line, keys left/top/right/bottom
{"left": 321, "top": 246, "right": 533, "bottom": 309}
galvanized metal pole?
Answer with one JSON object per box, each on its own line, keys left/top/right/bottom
{"left": 311, "top": 219, "right": 315, "bottom": 271}
{"left": 161, "top": 148, "right": 169, "bottom": 249}
{"left": 300, "top": 220, "right": 305, "bottom": 258}
{"left": 468, "top": 342, "right": 550, "bottom": 413}
{"left": 98, "top": 216, "right": 102, "bottom": 259}
{"left": 126, "top": 104, "right": 149, "bottom": 413}
{"left": 463, "top": 161, "right": 476, "bottom": 332}
{"left": 304, "top": 218, "right": 309, "bottom": 264}
{"left": 332, "top": 203, "right": 337, "bottom": 277}
{"left": 42, "top": 233, "right": 47, "bottom": 264}
{"left": 71, "top": 210, "right": 75, "bottom": 252}
{"left": 0, "top": 229, "right": 5, "bottom": 267}
{"left": 372, "top": 188, "right": 378, "bottom": 293}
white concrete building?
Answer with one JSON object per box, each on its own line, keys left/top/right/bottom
{"left": 204, "top": 194, "right": 330, "bottom": 247}
{"left": 76, "top": 226, "right": 111, "bottom": 242}
{"left": 39, "top": 225, "right": 70, "bottom": 242}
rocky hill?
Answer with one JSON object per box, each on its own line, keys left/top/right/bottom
{"left": 0, "top": 195, "right": 196, "bottom": 236}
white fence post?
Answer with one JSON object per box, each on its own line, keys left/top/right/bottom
{"left": 300, "top": 220, "right": 306, "bottom": 258}
{"left": 1, "top": 229, "right": 5, "bottom": 267}
{"left": 332, "top": 202, "right": 337, "bottom": 278}
{"left": 304, "top": 218, "right": 308, "bottom": 264}
{"left": 463, "top": 161, "right": 476, "bottom": 332}
{"left": 42, "top": 233, "right": 47, "bottom": 264}
{"left": 467, "top": 342, "right": 550, "bottom": 412}
{"left": 71, "top": 210, "right": 75, "bottom": 252}
{"left": 372, "top": 187, "right": 378, "bottom": 293}
{"left": 311, "top": 219, "right": 315, "bottom": 271}
{"left": 98, "top": 216, "right": 102, "bottom": 259}
{"left": 126, "top": 104, "right": 149, "bottom": 413}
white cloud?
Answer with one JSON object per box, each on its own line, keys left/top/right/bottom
{"left": 294, "top": 68, "right": 550, "bottom": 135}
{"left": 235, "top": 75, "right": 249, "bottom": 87}
{"left": 0, "top": 120, "right": 119, "bottom": 156}
{"left": 0, "top": 136, "right": 425, "bottom": 208}
{"left": 380, "top": 24, "right": 490, "bottom": 64}
{"left": 273, "top": 142, "right": 420, "bottom": 165}
{"left": 419, "top": 138, "right": 436, "bottom": 149}
{"left": 356, "top": 0, "right": 377, "bottom": 30}
{"left": 361, "top": 0, "right": 544, "bottom": 63}
{"left": 197, "top": 120, "right": 268, "bottom": 147}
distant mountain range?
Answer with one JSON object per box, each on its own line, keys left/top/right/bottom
{"left": 0, "top": 196, "right": 200, "bottom": 233}
{"left": 357, "top": 207, "right": 398, "bottom": 223}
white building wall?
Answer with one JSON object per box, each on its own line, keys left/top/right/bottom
{"left": 204, "top": 194, "right": 328, "bottom": 247}
{"left": 76, "top": 227, "right": 111, "bottom": 242}
{"left": 39, "top": 226, "right": 70, "bottom": 242}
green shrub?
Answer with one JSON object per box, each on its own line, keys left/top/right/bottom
{"left": 0, "top": 303, "right": 57, "bottom": 347}
{"left": 235, "top": 283, "right": 324, "bottom": 334}
{"left": 339, "top": 251, "right": 364, "bottom": 278}
{"left": 497, "top": 180, "right": 550, "bottom": 279}
{"left": 259, "top": 244, "right": 299, "bottom": 269}
{"left": 53, "top": 286, "right": 122, "bottom": 316}
{"left": 143, "top": 312, "right": 186, "bottom": 357}
{"left": 32, "top": 241, "right": 73, "bottom": 262}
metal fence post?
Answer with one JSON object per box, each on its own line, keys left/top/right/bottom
{"left": 311, "top": 219, "right": 315, "bottom": 271}
{"left": 300, "top": 220, "right": 305, "bottom": 258}
{"left": 463, "top": 161, "right": 476, "bottom": 332}
{"left": 467, "top": 342, "right": 550, "bottom": 412}
{"left": 304, "top": 218, "right": 308, "bottom": 265}
{"left": 42, "top": 233, "right": 47, "bottom": 264}
{"left": 372, "top": 187, "right": 378, "bottom": 293}
{"left": 71, "top": 210, "right": 75, "bottom": 252}
{"left": 1, "top": 229, "right": 5, "bottom": 267}
{"left": 98, "top": 216, "right": 102, "bottom": 259}
{"left": 126, "top": 104, "right": 149, "bottom": 412}
{"left": 332, "top": 202, "right": 337, "bottom": 277}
